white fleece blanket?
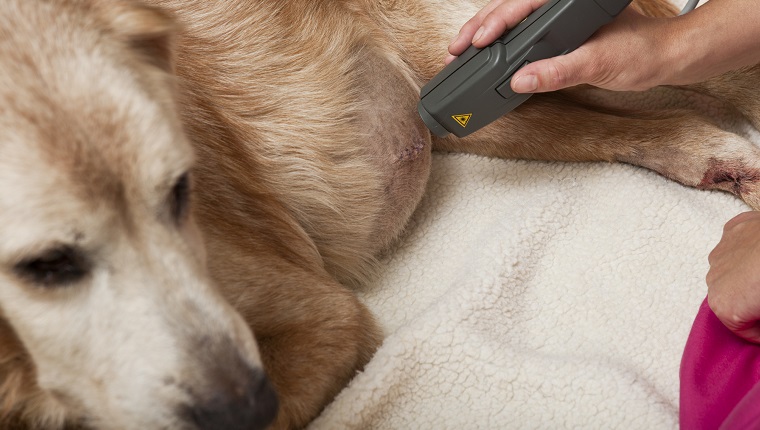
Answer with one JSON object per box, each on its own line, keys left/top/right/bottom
{"left": 311, "top": 2, "right": 739, "bottom": 427}
{"left": 310, "top": 153, "right": 748, "bottom": 429}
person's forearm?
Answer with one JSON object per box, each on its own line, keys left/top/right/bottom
{"left": 448, "top": 0, "right": 760, "bottom": 92}
{"left": 667, "top": 0, "right": 760, "bottom": 85}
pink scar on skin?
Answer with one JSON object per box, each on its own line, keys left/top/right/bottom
{"left": 699, "top": 159, "right": 760, "bottom": 195}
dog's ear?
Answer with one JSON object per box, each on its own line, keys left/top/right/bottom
{"left": 97, "top": 1, "right": 176, "bottom": 73}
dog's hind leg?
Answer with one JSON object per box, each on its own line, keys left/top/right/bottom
{"left": 689, "top": 65, "right": 760, "bottom": 135}
{"left": 432, "top": 90, "right": 760, "bottom": 209}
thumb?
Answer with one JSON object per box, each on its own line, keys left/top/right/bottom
{"left": 510, "top": 52, "right": 586, "bottom": 93}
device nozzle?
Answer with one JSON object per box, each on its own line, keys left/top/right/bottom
{"left": 417, "top": 102, "right": 449, "bottom": 137}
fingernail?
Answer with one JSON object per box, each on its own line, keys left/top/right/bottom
{"left": 472, "top": 27, "right": 484, "bottom": 43}
{"left": 512, "top": 74, "right": 538, "bottom": 93}
{"left": 445, "top": 54, "right": 457, "bottom": 64}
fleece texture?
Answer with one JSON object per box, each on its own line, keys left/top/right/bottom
{"left": 310, "top": 151, "right": 747, "bottom": 429}
{"left": 310, "top": 2, "right": 731, "bottom": 426}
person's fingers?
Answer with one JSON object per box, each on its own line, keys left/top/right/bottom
{"left": 707, "top": 241, "right": 721, "bottom": 267}
{"left": 708, "top": 212, "right": 760, "bottom": 266}
{"left": 447, "top": 22, "right": 478, "bottom": 57}
{"left": 448, "top": 0, "right": 508, "bottom": 56}
{"left": 708, "top": 292, "right": 760, "bottom": 344}
{"left": 717, "top": 305, "right": 760, "bottom": 344}
{"left": 448, "top": 0, "right": 549, "bottom": 57}
{"left": 724, "top": 211, "right": 760, "bottom": 231}
{"left": 471, "top": 0, "right": 549, "bottom": 48}
{"left": 733, "top": 322, "right": 760, "bottom": 344}
{"left": 706, "top": 211, "right": 760, "bottom": 345}
{"left": 510, "top": 49, "right": 589, "bottom": 93}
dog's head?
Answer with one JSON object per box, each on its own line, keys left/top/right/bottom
{"left": 0, "top": 1, "right": 276, "bottom": 428}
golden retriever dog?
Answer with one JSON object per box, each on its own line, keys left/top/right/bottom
{"left": 2, "top": 0, "right": 760, "bottom": 428}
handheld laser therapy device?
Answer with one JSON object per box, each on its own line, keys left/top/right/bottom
{"left": 418, "top": 0, "right": 700, "bottom": 138}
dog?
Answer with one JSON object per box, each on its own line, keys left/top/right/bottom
{"left": 2, "top": 0, "right": 760, "bottom": 428}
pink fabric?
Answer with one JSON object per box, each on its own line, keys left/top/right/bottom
{"left": 680, "top": 298, "right": 760, "bottom": 429}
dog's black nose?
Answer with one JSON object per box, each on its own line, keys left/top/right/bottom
{"left": 182, "top": 368, "right": 279, "bottom": 430}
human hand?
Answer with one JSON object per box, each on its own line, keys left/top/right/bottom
{"left": 707, "top": 211, "right": 760, "bottom": 343}
{"left": 446, "top": 0, "right": 676, "bottom": 93}
{"left": 446, "top": 0, "right": 548, "bottom": 65}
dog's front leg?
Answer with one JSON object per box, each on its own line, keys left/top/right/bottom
{"left": 432, "top": 91, "right": 760, "bottom": 209}
{"left": 249, "top": 270, "right": 381, "bottom": 429}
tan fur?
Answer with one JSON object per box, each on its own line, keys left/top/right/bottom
{"left": 2, "top": 0, "right": 760, "bottom": 429}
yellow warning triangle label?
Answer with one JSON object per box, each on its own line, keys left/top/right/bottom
{"left": 452, "top": 113, "right": 472, "bottom": 128}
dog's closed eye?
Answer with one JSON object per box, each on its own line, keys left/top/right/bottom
{"left": 169, "top": 172, "right": 191, "bottom": 225}
{"left": 14, "top": 247, "right": 90, "bottom": 288}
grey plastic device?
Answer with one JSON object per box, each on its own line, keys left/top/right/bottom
{"left": 418, "top": 0, "right": 633, "bottom": 137}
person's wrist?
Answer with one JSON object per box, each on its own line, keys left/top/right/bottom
{"left": 636, "top": 16, "right": 687, "bottom": 88}
{"left": 659, "top": 12, "right": 712, "bottom": 86}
